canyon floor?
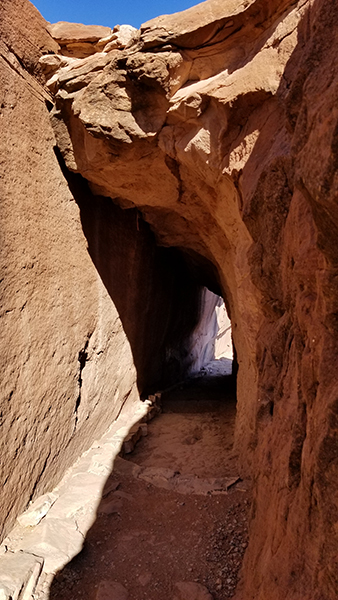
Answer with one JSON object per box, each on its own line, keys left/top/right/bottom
{"left": 49, "top": 376, "right": 251, "bottom": 600}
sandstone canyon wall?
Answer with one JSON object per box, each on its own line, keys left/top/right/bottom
{"left": 1, "top": 0, "right": 338, "bottom": 599}
{"left": 0, "top": 0, "right": 139, "bottom": 542}
{"left": 0, "top": 0, "right": 206, "bottom": 544}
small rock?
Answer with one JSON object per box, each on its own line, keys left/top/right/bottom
{"left": 138, "top": 572, "right": 152, "bottom": 586}
{"left": 140, "top": 422, "right": 148, "bottom": 436}
{"left": 102, "top": 480, "right": 120, "bottom": 498}
{"left": 173, "top": 582, "right": 213, "bottom": 600}
{"left": 98, "top": 498, "right": 122, "bottom": 515}
{"left": 96, "top": 581, "right": 129, "bottom": 600}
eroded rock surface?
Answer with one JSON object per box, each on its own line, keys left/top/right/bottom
{"left": 47, "top": 22, "right": 137, "bottom": 58}
{"left": 45, "top": 1, "right": 338, "bottom": 599}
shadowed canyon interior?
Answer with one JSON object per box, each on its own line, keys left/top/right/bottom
{"left": 0, "top": 0, "right": 338, "bottom": 598}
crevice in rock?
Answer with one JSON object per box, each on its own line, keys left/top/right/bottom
{"left": 27, "top": 451, "right": 51, "bottom": 506}
{"left": 288, "top": 401, "right": 307, "bottom": 489}
{"left": 73, "top": 340, "right": 90, "bottom": 433}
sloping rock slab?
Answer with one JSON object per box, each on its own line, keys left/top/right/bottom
{"left": 137, "top": 465, "right": 240, "bottom": 495}
{"left": 48, "top": 21, "right": 111, "bottom": 43}
{"left": 0, "top": 552, "right": 43, "bottom": 600}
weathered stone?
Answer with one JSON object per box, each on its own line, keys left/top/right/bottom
{"left": 38, "top": 54, "right": 65, "bottom": 76}
{"left": 140, "top": 422, "right": 148, "bottom": 436}
{"left": 122, "top": 439, "right": 135, "bottom": 454}
{"left": 20, "top": 518, "right": 84, "bottom": 574}
{"left": 138, "top": 467, "right": 239, "bottom": 495}
{"left": 1, "top": 1, "right": 338, "bottom": 600}
{"left": 121, "top": 424, "right": 143, "bottom": 454}
{"left": 1, "top": 0, "right": 204, "bottom": 547}
{"left": 46, "top": 21, "right": 113, "bottom": 58}
{"left": 46, "top": 1, "right": 338, "bottom": 599}
{"left": 98, "top": 498, "right": 123, "bottom": 515}
{"left": 0, "top": 552, "right": 43, "bottom": 600}
{"left": 17, "top": 493, "right": 57, "bottom": 527}
{"left": 99, "top": 25, "right": 138, "bottom": 52}
{"left": 48, "top": 21, "right": 111, "bottom": 44}
{"left": 102, "top": 480, "right": 121, "bottom": 498}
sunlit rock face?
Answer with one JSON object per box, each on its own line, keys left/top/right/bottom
{"left": 186, "top": 288, "right": 233, "bottom": 376}
{"left": 1, "top": 0, "right": 338, "bottom": 598}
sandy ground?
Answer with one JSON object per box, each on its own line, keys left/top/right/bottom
{"left": 50, "top": 376, "right": 251, "bottom": 600}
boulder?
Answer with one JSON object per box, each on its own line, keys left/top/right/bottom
{"left": 47, "top": 21, "right": 113, "bottom": 58}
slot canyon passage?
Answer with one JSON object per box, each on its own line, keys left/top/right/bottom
{"left": 1, "top": 0, "right": 338, "bottom": 598}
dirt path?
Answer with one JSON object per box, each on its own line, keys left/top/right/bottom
{"left": 50, "top": 377, "right": 251, "bottom": 600}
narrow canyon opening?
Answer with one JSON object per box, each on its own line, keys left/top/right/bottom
{"left": 50, "top": 375, "right": 249, "bottom": 600}
{"left": 49, "top": 166, "right": 246, "bottom": 600}
{"left": 62, "top": 161, "right": 238, "bottom": 400}
{"left": 49, "top": 281, "right": 246, "bottom": 600}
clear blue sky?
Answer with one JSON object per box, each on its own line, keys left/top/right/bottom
{"left": 31, "top": 0, "right": 200, "bottom": 29}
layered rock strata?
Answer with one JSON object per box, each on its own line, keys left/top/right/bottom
{"left": 45, "top": 0, "right": 338, "bottom": 599}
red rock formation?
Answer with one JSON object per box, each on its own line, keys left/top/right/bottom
{"left": 46, "top": 0, "right": 338, "bottom": 598}
{"left": 1, "top": 0, "right": 338, "bottom": 598}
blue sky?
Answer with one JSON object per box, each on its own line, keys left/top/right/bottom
{"left": 32, "top": 0, "right": 200, "bottom": 29}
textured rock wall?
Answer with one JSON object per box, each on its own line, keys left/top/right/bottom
{"left": 45, "top": 0, "right": 338, "bottom": 598}
{"left": 0, "top": 0, "right": 137, "bottom": 542}
{"left": 186, "top": 288, "right": 221, "bottom": 375}
{"left": 242, "top": 1, "right": 338, "bottom": 597}
{"left": 0, "top": 0, "right": 205, "bottom": 543}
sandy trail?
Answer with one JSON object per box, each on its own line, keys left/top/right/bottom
{"left": 50, "top": 376, "right": 251, "bottom": 600}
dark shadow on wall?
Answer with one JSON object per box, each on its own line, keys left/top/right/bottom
{"left": 55, "top": 149, "right": 219, "bottom": 396}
